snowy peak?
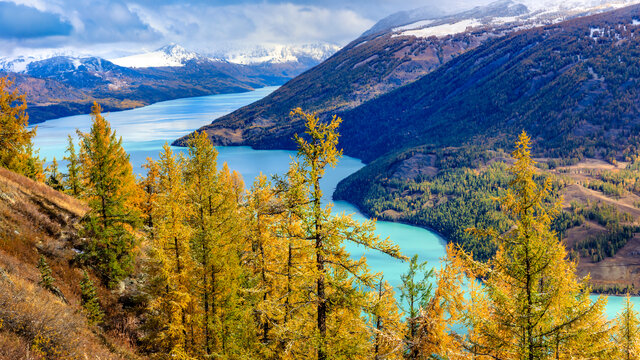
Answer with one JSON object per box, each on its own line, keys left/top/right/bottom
{"left": 0, "top": 56, "right": 39, "bottom": 73}
{"left": 376, "top": 0, "right": 640, "bottom": 39}
{"left": 110, "top": 44, "right": 207, "bottom": 68}
{"left": 110, "top": 43, "right": 339, "bottom": 68}
{"left": 0, "top": 50, "right": 85, "bottom": 73}
{"left": 221, "top": 43, "right": 341, "bottom": 65}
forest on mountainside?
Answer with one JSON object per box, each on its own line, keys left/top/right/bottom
{"left": 2, "top": 77, "right": 640, "bottom": 358}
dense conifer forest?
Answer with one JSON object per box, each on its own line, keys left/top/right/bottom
{"left": 2, "top": 78, "right": 640, "bottom": 358}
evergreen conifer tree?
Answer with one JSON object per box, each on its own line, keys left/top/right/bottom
{"left": 399, "top": 255, "right": 434, "bottom": 359}
{"left": 37, "top": 255, "right": 55, "bottom": 291}
{"left": 63, "top": 135, "right": 83, "bottom": 197}
{"left": 77, "top": 102, "right": 141, "bottom": 286}
{"left": 80, "top": 271, "right": 104, "bottom": 326}
{"left": 45, "top": 157, "right": 64, "bottom": 191}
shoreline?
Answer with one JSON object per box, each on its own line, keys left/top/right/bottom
{"left": 27, "top": 86, "right": 269, "bottom": 127}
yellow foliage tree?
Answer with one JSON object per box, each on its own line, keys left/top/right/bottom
{"left": 289, "top": 108, "right": 406, "bottom": 359}
{"left": 77, "top": 102, "right": 141, "bottom": 286}
{"left": 455, "top": 131, "right": 612, "bottom": 359}
{"left": 0, "top": 76, "right": 43, "bottom": 180}
{"left": 613, "top": 295, "right": 640, "bottom": 360}
{"left": 184, "top": 131, "right": 250, "bottom": 358}
{"left": 146, "top": 143, "right": 195, "bottom": 358}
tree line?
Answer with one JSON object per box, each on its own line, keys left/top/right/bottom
{"left": 2, "top": 78, "right": 640, "bottom": 359}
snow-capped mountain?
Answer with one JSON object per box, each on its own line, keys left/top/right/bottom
{"left": 371, "top": 0, "right": 640, "bottom": 39}
{"left": 217, "top": 43, "right": 341, "bottom": 66}
{"left": 0, "top": 49, "right": 89, "bottom": 73}
{"left": 110, "top": 43, "right": 340, "bottom": 69}
{"left": 110, "top": 44, "right": 210, "bottom": 68}
{"left": 0, "top": 56, "right": 39, "bottom": 73}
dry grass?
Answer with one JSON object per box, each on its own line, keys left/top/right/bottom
{"left": 0, "top": 266, "right": 126, "bottom": 360}
{"left": 0, "top": 167, "right": 87, "bottom": 217}
{"left": 0, "top": 330, "right": 41, "bottom": 360}
{"left": 0, "top": 167, "right": 143, "bottom": 359}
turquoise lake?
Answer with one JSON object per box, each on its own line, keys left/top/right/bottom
{"left": 32, "top": 86, "right": 638, "bottom": 319}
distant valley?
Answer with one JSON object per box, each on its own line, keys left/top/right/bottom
{"left": 1, "top": 43, "right": 339, "bottom": 124}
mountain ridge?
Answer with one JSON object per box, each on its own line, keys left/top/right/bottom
{"left": 175, "top": 0, "right": 640, "bottom": 150}
{"left": 0, "top": 43, "right": 338, "bottom": 124}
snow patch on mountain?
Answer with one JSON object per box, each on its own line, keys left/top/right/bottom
{"left": 395, "top": 19, "right": 483, "bottom": 38}
{"left": 393, "top": 20, "right": 436, "bottom": 32}
{"left": 220, "top": 43, "right": 341, "bottom": 65}
{"left": 111, "top": 44, "right": 205, "bottom": 68}
{"left": 515, "top": 0, "right": 640, "bottom": 13}
{"left": 386, "top": 0, "right": 640, "bottom": 40}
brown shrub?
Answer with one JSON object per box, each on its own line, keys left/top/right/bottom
{"left": 0, "top": 268, "right": 126, "bottom": 360}
{"left": 0, "top": 330, "right": 43, "bottom": 360}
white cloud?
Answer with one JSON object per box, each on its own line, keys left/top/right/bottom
{"left": 130, "top": 3, "right": 373, "bottom": 50}
{"left": 5, "top": 0, "right": 637, "bottom": 58}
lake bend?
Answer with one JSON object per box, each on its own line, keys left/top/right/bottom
{"left": 32, "top": 86, "right": 639, "bottom": 319}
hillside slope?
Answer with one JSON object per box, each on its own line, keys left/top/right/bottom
{"left": 176, "top": 0, "right": 636, "bottom": 149}
{"left": 329, "top": 4, "right": 640, "bottom": 292}
{"left": 174, "top": 1, "right": 528, "bottom": 147}
{"left": 0, "top": 167, "right": 139, "bottom": 359}
{"left": 336, "top": 4, "right": 640, "bottom": 162}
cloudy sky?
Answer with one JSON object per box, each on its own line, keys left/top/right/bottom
{"left": 0, "top": 0, "right": 494, "bottom": 58}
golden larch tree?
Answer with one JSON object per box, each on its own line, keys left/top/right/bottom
{"left": 456, "top": 131, "right": 611, "bottom": 359}
{"left": 289, "top": 108, "right": 406, "bottom": 359}
{"left": 0, "top": 76, "right": 43, "bottom": 180}
{"left": 77, "top": 102, "right": 141, "bottom": 286}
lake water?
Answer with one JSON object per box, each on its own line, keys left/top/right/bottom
{"left": 32, "top": 87, "right": 638, "bottom": 319}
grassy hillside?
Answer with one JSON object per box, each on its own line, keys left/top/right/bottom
{"left": 0, "top": 167, "right": 140, "bottom": 359}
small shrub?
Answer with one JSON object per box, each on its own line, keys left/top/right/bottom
{"left": 80, "top": 271, "right": 104, "bottom": 326}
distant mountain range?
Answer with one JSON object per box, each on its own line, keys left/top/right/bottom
{"left": 0, "top": 43, "right": 339, "bottom": 124}
{"left": 109, "top": 43, "right": 340, "bottom": 68}
{"left": 179, "top": 0, "right": 640, "bottom": 150}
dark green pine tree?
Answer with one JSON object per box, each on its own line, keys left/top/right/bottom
{"left": 80, "top": 271, "right": 104, "bottom": 326}
{"left": 45, "top": 157, "right": 64, "bottom": 191}
{"left": 63, "top": 135, "right": 83, "bottom": 197}
{"left": 37, "top": 255, "right": 55, "bottom": 291}
{"left": 400, "top": 255, "right": 434, "bottom": 359}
